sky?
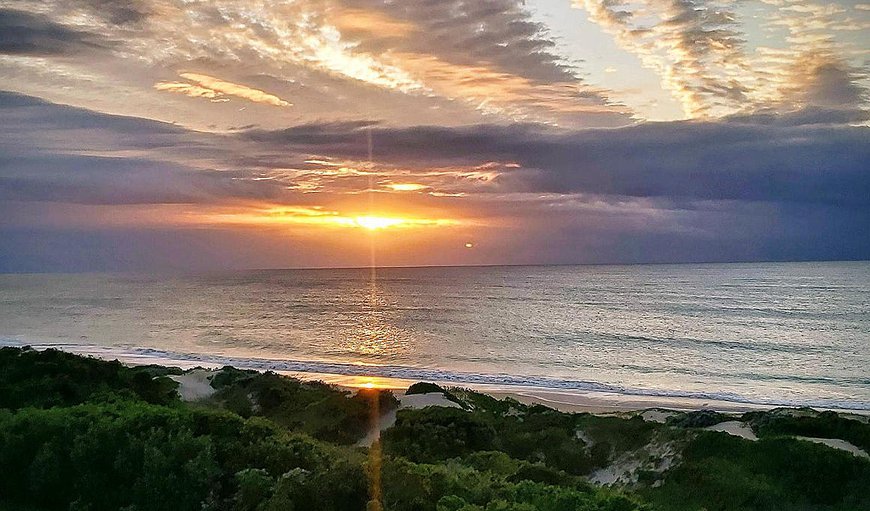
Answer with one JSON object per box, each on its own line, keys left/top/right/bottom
{"left": 0, "top": 0, "right": 868, "bottom": 272}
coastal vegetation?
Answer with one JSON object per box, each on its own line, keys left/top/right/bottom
{"left": 1, "top": 347, "right": 868, "bottom": 511}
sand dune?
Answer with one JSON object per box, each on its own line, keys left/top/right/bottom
{"left": 169, "top": 369, "right": 217, "bottom": 401}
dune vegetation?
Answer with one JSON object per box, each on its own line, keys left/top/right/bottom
{"left": 1, "top": 347, "right": 868, "bottom": 511}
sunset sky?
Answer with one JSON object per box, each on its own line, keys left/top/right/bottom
{"left": 1, "top": 0, "right": 868, "bottom": 271}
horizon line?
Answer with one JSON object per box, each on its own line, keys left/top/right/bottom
{"left": 2, "top": 256, "right": 868, "bottom": 277}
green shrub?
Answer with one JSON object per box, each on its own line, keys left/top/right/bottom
{"left": 666, "top": 410, "right": 729, "bottom": 428}
{"left": 643, "top": 431, "right": 870, "bottom": 510}
{"left": 0, "top": 346, "right": 179, "bottom": 408}
{"left": 209, "top": 369, "right": 398, "bottom": 444}
{"left": 744, "top": 409, "right": 870, "bottom": 452}
{"left": 383, "top": 407, "right": 497, "bottom": 462}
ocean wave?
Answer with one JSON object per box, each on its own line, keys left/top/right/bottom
{"left": 2, "top": 339, "right": 868, "bottom": 411}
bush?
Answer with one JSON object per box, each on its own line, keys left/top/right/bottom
{"left": 209, "top": 369, "right": 398, "bottom": 444}
{"left": 383, "top": 407, "right": 497, "bottom": 462}
{"left": 744, "top": 409, "right": 870, "bottom": 452}
{"left": 0, "top": 401, "right": 367, "bottom": 511}
{"left": 642, "top": 431, "right": 870, "bottom": 510}
{"left": 0, "top": 346, "right": 179, "bottom": 408}
{"left": 666, "top": 410, "right": 729, "bottom": 429}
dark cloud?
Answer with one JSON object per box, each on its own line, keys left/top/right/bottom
{"left": 246, "top": 120, "right": 381, "bottom": 146}
{"left": 0, "top": 9, "right": 111, "bottom": 56}
{"left": 801, "top": 60, "right": 867, "bottom": 108}
{"left": 0, "top": 91, "right": 182, "bottom": 139}
{"left": 1, "top": 92, "right": 868, "bottom": 270}
{"left": 69, "top": 0, "right": 150, "bottom": 25}
{"left": 723, "top": 106, "right": 870, "bottom": 127}
{"left": 341, "top": 0, "right": 578, "bottom": 84}
{"left": 6, "top": 91, "right": 869, "bottom": 210}
{"left": 0, "top": 154, "right": 290, "bottom": 205}
{"left": 245, "top": 117, "right": 870, "bottom": 207}
{"left": 0, "top": 91, "right": 286, "bottom": 205}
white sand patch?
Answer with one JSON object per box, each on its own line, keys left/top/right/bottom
{"left": 705, "top": 421, "right": 758, "bottom": 440}
{"left": 575, "top": 430, "right": 593, "bottom": 447}
{"left": 356, "top": 408, "right": 398, "bottom": 447}
{"left": 169, "top": 369, "right": 217, "bottom": 401}
{"left": 640, "top": 409, "right": 678, "bottom": 423}
{"left": 589, "top": 439, "right": 678, "bottom": 486}
{"left": 795, "top": 437, "right": 869, "bottom": 459}
{"left": 504, "top": 407, "right": 523, "bottom": 417}
{"left": 399, "top": 392, "right": 463, "bottom": 410}
{"left": 590, "top": 458, "right": 643, "bottom": 486}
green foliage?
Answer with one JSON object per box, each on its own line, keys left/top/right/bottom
{"left": 495, "top": 408, "right": 594, "bottom": 474}
{"left": 2, "top": 347, "right": 869, "bottom": 511}
{"left": 0, "top": 346, "right": 179, "bottom": 408}
{"left": 744, "top": 409, "right": 870, "bottom": 452}
{"left": 449, "top": 387, "right": 527, "bottom": 414}
{"left": 406, "top": 382, "right": 450, "bottom": 395}
{"left": 380, "top": 456, "right": 644, "bottom": 511}
{"left": 666, "top": 410, "right": 729, "bottom": 428}
{"left": 208, "top": 369, "right": 399, "bottom": 444}
{"left": 576, "top": 415, "right": 659, "bottom": 455}
{"left": 383, "top": 407, "right": 497, "bottom": 462}
{"left": 211, "top": 365, "right": 259, "bottom": 389}
{"left": 0, "top": 400, "right": 367, "bottom": 511}
{"left": 232, "top": 469, "right": 274, "bottom": 511}
{"left": 642, "top": 431, "right": 870, "bottom": 511}
{"left": 382, "top": 403, "right": 663, "bottom": 476}
{"left": 406, "top": 382, "right": 465, "bottom": 408}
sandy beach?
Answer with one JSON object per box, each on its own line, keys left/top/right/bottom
{"left": 6, "top": 340, "right": 869, "bottom": 417}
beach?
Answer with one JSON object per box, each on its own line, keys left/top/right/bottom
{"left": 5, "top": 339, "right": 869, "bottom": 417}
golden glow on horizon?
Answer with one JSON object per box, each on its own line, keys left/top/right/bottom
{"left": 199, "top": 206, "right": 458, "bottom": 230}
{"left": 350, "top": 216, "right": 405, "bottom": 230}
{"left": 341, "top": 376, "right": 398, "bottom": 389}
{"left": 325, "top": 214, "right": 456, "bottom": 230}
{"left": 386, "top": 183, "right": 428, "bottom": 192}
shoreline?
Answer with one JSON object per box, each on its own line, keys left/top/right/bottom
{"left": 4, "top": 339, "right": 869, "bottom": 415}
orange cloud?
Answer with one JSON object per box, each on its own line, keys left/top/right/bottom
{"left": 153, "top": 81, "right": 225, "bottom": 101}
{"left": 154, "top": 73, "right": 291, "bottom": 107}
{"left": 194, "top": 205, "right": 459, "bottom": 230}
{"left": 330, "top": 9, "right": 416, "bottom": 38}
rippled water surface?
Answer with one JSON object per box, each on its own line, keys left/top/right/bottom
{"left": 1, "top": 262, "right": 868, "bottom": 408}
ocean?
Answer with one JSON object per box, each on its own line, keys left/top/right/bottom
{"left": 1, "top": 261, "right": 868, "bottom": 410}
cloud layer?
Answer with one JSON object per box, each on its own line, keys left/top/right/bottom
{"left": 1, "top": 90, "right": 867, "bottom": 270}
{"left": 0, "top": 0, "right": 867, "bottom": 270}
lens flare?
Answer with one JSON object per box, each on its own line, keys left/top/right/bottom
{"left": 353, "top": 216, "right": 406, "bottom": 230}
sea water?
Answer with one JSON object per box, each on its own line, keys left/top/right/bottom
{"left": 1, "top": 261, "right": 868, "bottom": 409}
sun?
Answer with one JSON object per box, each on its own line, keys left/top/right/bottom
{"left": 353, "top": 216, "right": 406, "bottom": 230}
